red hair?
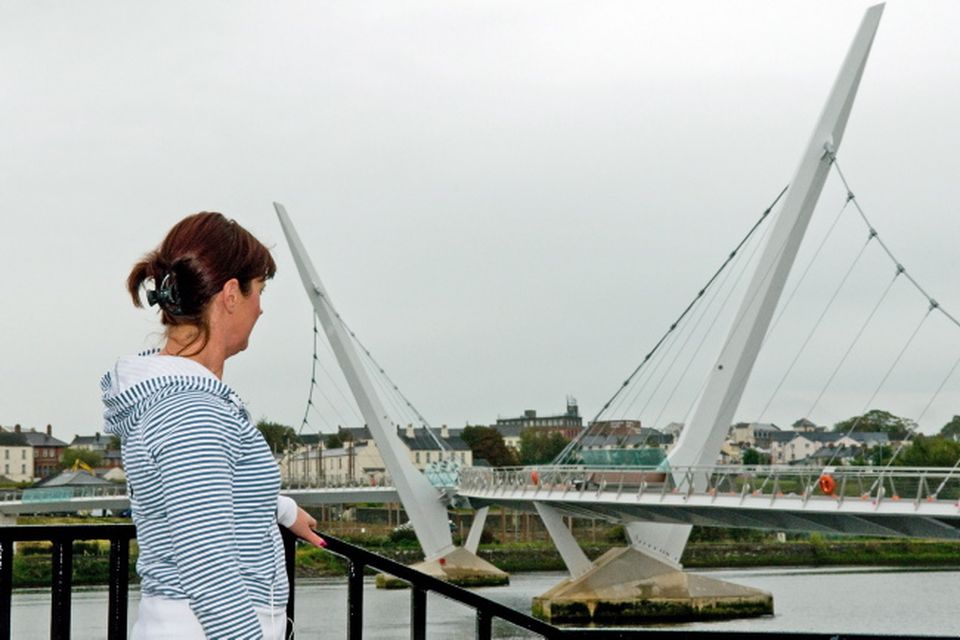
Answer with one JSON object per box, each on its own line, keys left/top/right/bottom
{"left": 127, "top": 212, "right": 276, "bottom": 352}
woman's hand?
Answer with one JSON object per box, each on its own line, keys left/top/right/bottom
{"left": 289, "top": 507, "right": 326, "bottom": 548}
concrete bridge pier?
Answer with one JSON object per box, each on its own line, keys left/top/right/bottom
{"left": 377, "top": 508, "right": 508, "bottom": 588}
{"left": 530, "top": 504, "right": 770, "bottom": 624}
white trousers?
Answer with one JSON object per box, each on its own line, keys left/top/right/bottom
{"left": 132, "top": 595, "right": 288, "bottom": 639}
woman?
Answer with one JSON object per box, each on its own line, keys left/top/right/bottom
{"left": 102, "top": 212, "right": 324, "bottom": 639}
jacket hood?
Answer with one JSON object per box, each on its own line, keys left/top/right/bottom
{"left": 101, "top": 350, "right": 244, "bottom": 440}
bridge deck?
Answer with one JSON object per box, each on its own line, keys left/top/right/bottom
{"left": 459, "top": 465, "right": 960, "bottom": 539}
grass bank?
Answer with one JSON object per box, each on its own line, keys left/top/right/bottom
{"left": 9, "top": 518, "right": 960, "bottom": 587}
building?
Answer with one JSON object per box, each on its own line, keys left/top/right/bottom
{"left": 281, "top": 424, "right": 473, "bottom": 485}
{"left": 792, "top": 418, "right": 826, "bottom": 433}
{"left": 69, "top": 432, "right": 124, "bottom": 470}
{"left": 7, "top": 425, "right": 68, "bottom": 479}
{"left": 770, "top": 431, "right": 889, "bottom": 465}
{"left": 731, "top": 422, "right": 781, "bottom": 450}
{"left": 494, "top": 397, "right": 583, "bottom": 441}
{"left": 0, "top": 431, "right": 33, "bottom": 482}
{"left": 70, "top": 433, "right": 112, "bottom": 454}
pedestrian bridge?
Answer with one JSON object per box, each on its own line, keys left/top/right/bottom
{"left": 7, "top": 464, "right": 960, "bottom": 541}
{"left": 0, "top": 483, "right": 399, "bottom": 516}
{"left": 457, "top": 464, "right": 960, "bottom": 540}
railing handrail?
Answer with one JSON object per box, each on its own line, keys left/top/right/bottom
{"left": 459, "top": 464, "right": 960, "bottom": 508}
{"left": 463, "top": 463, "right": 960, "bottom": 478}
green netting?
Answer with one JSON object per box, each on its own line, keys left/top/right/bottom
{"left": 580, "top": 448, "right": 669, "bottom": 468}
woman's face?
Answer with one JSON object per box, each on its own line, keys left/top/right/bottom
{"left": 233, "top": 277, "right": 266, "bottom": 353}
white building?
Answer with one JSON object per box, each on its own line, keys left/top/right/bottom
{"left": 281, "top": 424, "right": 473, "bottom": 485}
{"left": 0, "top": 431, "right": 34, "bottom": 482}
{"left": 770, "top": 431, "right": 889, "bottom": 465}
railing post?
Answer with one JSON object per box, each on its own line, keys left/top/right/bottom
{"left": 475, "top": 609, "right": 492, "bottom": 640}
{"left": 0, "top": 538, "right": 12, "bottom": 640}
{"left": 348, "top": 560, "right": 365, "bottom": 640}
{"left": 281, "top": 527, "right": 298, "bottom": 639}
{"left": 107, "top": 537, "right": 129, "bottom": 640}
{"left": 51, "top": 539, "right": 73, "bottom": 640}
{"left": 410, "top": 586, "right": 426, "bottom": 640}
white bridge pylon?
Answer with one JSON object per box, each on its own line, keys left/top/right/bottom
{"left": 619, "top": 2, "right": 886, "bottom": 566}
{"left": 274, "top": 203, "right": 455, "bottom": 560}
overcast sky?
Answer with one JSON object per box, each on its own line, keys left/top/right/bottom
{"left": 2, "top": 1, "right": 959, "bottom": 443}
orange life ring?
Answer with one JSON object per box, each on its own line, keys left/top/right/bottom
{"left": 530, "top": 470, "right": 540, "bottom": 485}
{"left": 818, "top": 474, "right": 837, "bottom": 495}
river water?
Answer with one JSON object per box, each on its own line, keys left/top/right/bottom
{"left": 9, "top": 567, "right": 959, "bottom": 638}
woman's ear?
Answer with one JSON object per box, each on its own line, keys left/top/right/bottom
{"left": 221, "top": 278, "right": 242, "bottom": 312}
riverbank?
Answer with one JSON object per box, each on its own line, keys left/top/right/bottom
{"left": 294, "top": 537, "right": 960, "bottom": 578}
{"left": 11, "top": 536, "right": 960, "bottom": 588}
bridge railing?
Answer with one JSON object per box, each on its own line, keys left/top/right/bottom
{"left": 281, "top": 476, "right": 395, "bottom": 490}
{"left": 0, "top": 485, "right": 129, "bottom": 503}
{"left": 460, "top": 464, "right": 960, "bottom": 506}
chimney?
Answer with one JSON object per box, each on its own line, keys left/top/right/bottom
{"left": 96, "top": 432, "right": 101, "bottom": 442}
{"left": 14, "top": 424, "right": 21, "bottom": 434}
{"left": 405, "top": 423, "right": 415, "bottom": 439}
{"left": 440, "top": 424, "right": 449, "bottom": 439}
{"left": 46, "top": 424, "right": 52, "bottom": 437}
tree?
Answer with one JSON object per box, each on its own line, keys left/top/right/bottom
{"left": 255, "top": 420, "right": 300, "bottom": 455}
{"left": 324, "top": 432, "right": 344, "bottom": 450}
{"left": 461, "top": 426, "right": 516, "bottom": 467}
{"left": 832, "top": 409, "right": 915, "bottom": 440}
{"left": 940, "top": 416, "right": 960, "bottom": 442}
{"left": 741, "top": 448, "right": 769, "bottom": 465}
{"left": 895, "top": 435, "right": 960, "bottom": 467}
{"left": 519, "top": 428, "right": 569, "bottom": 466}
{"left": 60, "top": 448, "right": 103, "bottom": 471}
{"left": 850, "top": 444, "right": 895, "bottom": 466}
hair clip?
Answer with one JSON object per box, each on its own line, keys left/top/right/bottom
{"left": 147, "top": 273, "right": 183, "bottom": 315}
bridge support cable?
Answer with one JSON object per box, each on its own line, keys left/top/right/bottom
{"left": 335, "top": 314, "right": 449, "bottom": 451}
{"left": 298, "top": 315, "right": 364, "bottom": 437}
{"left": 824, "top": 304, "right": 934, "bottom": 468}
{"left": 831, "top": 157, "right": 960, "bottom": 331}
{"left": 276, "top": 203, "right": 457, "bottom": 558}
{"left": 551, "top": 186, "right": 787, "bottom": 464}
{"left": 803, "top": 268, "right": 901, "bottom": 421}
{"left": 630, "top": 221, "right": 768, "bottom": 429}
{"left": 821, "top": 157, "right": 960, "bottom": 468}
{"left": 881, "top": 334, "right": 960, "bottom": 470}
{"left": 648, "top": 232, "right": 760, "bottom": 432}
{"left": 295, "top": 280, "right": 450, "bottom": 452}
{"left": 767, "top": 193, "right": 854, "bottom": 337}
{"left": 669, "top": 210, "right": 782, "bottom": 433}
{"left": 755, "top": 230, "right": 876, "bottom": 424}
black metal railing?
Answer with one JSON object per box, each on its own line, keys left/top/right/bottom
{"left": 0, "top": 524, "right": 136, "bottom": 640}
{"left": 308, "top": 532, "right": 949, "bottom": 640}
{"left": 0, "top": 524, "right": 950, "bottom": 640}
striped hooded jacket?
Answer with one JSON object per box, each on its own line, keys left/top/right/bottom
{"left": 102, "top": 351, "right": 297, "bottom": 639}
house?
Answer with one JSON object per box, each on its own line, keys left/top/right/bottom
{"left": 489, "top": 423, "right": 524, "bottom": 452}
{"left": 796, "top": 445, "right": 862, "bottom": 466}
{"left": 731, "top": 422, "right": 781, "bottom": 449}
{"left": 10, "top": 425, "right": 68, "bottom": 479}
{"left": 770, "top": 431, "right": 889, "bottom": 465}
{"left": 0, "top": 431, "right": 33, "bottom": 482}
{"left": 792, "top": 418, "right": 825, "bottom": 433}
{"left": 70, "top": 432, "right": 112, "bottom": 454}
{"left": 662, "top": 422, "right": 684, "bottom": 440}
